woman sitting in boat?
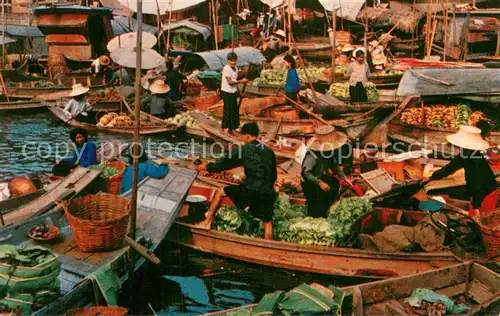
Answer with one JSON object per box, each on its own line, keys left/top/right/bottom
{"left": 424, "top": 126, "right": 497, "bottom": 219}
{"left": 347, "top": 48, "right": 370, "bottom": 103}
{"left": 197, "top": 123, "right": 277, "bottom": 240}
{"left": 140, "top": 80, "right": 174, "bottom": 119}
{"left": 283, "top": 55, "right": 301, "bottom": 103}
{"left": 64, "top": 84, "right": 93, "bottom": 123}
{"left": 301, "top": 126, "right": 352, "bottom": 218}
{"left": 120, "top": 149, "right": 169, "bottom": 195}
{"left": 53, "top": 128, "right": 98, "bottom": 176}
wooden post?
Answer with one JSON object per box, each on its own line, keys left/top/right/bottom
{"left": 1, "top": 0, "right": 5, "bottom": 68}
{"left": 496, "top": 25, "right": 500, "bottom": 56}
{"left": 165, "top": 0, "right": 174, "bottom": 55}
{"left": 443, "top": 8, "right": 448, "bottom": 61}
{"left": 291, "top": 36, "right": 320, "bottom": 107}
{"left": 463, "top": 12, "right": 470, "bottom": 61}
{"left": 330, "top": 9, "right": 337, "bottom": 85}
{"left": 129, "top": 0, "right": 143, "bottom": 311}
{"left": 211, "top": 0, "right": 218, "bottom": 50}
{"left": 0, "top": 72, "right": 9, "bottom": 102}
{"left": 155, "top": 0, "right": 169, "bottom": 53}
{"left": 363, "top": 1, "right": 368, "bottom": 52}
{"left": 287, "top": 0, "right": 292, "bottom": 46}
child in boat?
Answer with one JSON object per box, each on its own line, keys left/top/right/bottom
{"left": 221, "top": 52, "right": 248, "bottom": 135}
{"left": 283, "top": 55, "right": 300, "bottom": 103}
{"left": 120, "top": 150, "right": 169, "bottom": 194}
{"left": 53, "top": 128, "right": 98, "bottom": 176}
{"left": 197, "top": 123, "right": 277, "bottom": 240}
{"left": 64, "top": 84, "right": 92, "bottom": 123}
{"left": 425, "top": 126, "right": 497, "bottom": 219}
{"left": 347, "top": 49, "right": 370, "bottom": 103}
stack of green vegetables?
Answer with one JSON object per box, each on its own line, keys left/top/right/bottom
{"left": 252, "top": 67, "right": 332, "bottom": 86}
{"left": 212, "top": 195, "right": 373, "bottom": 247}
{"left": 327, "top": 82, "right": 379, "bottom": 102}
{"left": 456, "top": 103, "right": 472, "bottom": 127}
{"left": 0, "top": 245, "right": 61, "bottom": 314}
{"left": 212, "top": 205, "right": 264, "bottom": 238}
{"left": 222, "top": 283, "right": 345, "bottom": 316}
{"left": 88, "top": 165, "right": 119, "bottom": 179}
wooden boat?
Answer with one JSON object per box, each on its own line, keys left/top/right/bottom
{"left": 48, "top": 105, "right": 178, "bottom": 135}
{"left": 0, "top": 141, "right": 125, "bottom": 224}
{"left": 204, "top": 262, "right": 500, "bottom": 315}
{"left": 7, "top": 84, "right": 109, "bottom": 99}
{"left": 168, "top": 183, "right": 460, "bottom": 279}
{"left": 191, "top": 112, "right": 301, "bottom": 160}
{"left": 0, "top": 165, "right": 197, "bottom": 315}
{"left": 0, "top": 100, "right": 47, "bottom": 112}
{"left": 388, "top": 122, "right": 500, "bottom": 148}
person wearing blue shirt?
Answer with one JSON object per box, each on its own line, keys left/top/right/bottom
{"left": 53, "top": 128, "right": 98, "bottom": 177}
{"left": 120, "top": 150, "right": 169, "bottom": 195}
{"left": 283, "top": 55, "right": 301, "bottom": 103}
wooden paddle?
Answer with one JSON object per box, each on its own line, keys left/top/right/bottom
{"left": 124, "top": 236, "right": 161, "bottom": 264}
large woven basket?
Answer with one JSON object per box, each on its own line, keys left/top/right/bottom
{"left": 66, "top": 306, "right": 128, "bottom": 316}
{"left": 60, "top": 194, "right": 130, "bottom": 252}
{"left": 479, "top": 209, "right": 500, "bottom": 258}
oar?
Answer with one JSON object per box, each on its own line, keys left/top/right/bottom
{"left": 124, "top": 236, "right": 161, "bottom": 264}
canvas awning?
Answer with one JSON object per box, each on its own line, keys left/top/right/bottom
{"left": 163, "top": 19, "right": 211, "bottom": 40}
{"left": 117, "top": 0, "right": 206, "bottom": 15}
{"left": 318, "top": 0, "right": 365, "bottom": 22}
{"left": 111, "top": 16, "right": 157, "bottom": 36}
{"left": 187, "top": 47, "right": 265, "bottom": 71}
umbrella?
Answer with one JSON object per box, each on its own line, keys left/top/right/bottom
{"left": 117, "top": 0, "right": 206, "bottom": 15}
{"left": 110, "top": 47, "right": 165, "bottom": 70}
{"left": 107, "top": 32, "right": 157, "bottom": 52}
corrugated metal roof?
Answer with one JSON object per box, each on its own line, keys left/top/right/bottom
{"left": 163, "top": 19, "right": 211, "bottom": 40}
{"left": 111, "top": 16, "right": 157, "bottom": 36}
{"left": 5, "top": 25, "right": 44, "bottom": 38}
{"left": 192, "top": 47, "right": 266, "bottom": 71}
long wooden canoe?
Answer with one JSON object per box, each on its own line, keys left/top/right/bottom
{"left": 0, "top": 165, "right": 197, "bottom": 315}
{"left": 0, "top": 100, "right": 46, "bottom": 112}
{"left": 388, "top": 122, "right": 500, "bottom": 148}
{"left": 204, "top": 262, "right": 500, "bottom": 315}
{"left": 48, "top": 105, "right": 178, "bottom": 135}
{"left": 7, "top": 84, "right": 108, "bottom": 99}
{"left": 191, "top": 112, "right": 301, "bottom": 160}
{"left": 168, "top": 184, "right": 459, "bottom": 279}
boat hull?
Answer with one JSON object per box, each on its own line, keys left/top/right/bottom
{"left": 167, "top": 221, "right": 458, "bottom": 279}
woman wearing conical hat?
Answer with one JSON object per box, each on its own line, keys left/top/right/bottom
{"left": 301, "top": 125, "right": 352, "bottom": 218}
{"left": 63, "top": 84, "right": 92, "bottom": 123}
{"left": 426, "top": 126, "right": 497, "bottom": 219}
{"left": 141, "top": 79, "right": 174, "bottom": 119}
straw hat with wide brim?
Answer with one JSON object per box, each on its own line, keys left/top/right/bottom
{"left": 353, "top": 47, "right": 367, "bottom": 57}
{"left": 150, "top": 81, "right": 171, "bottom": 95}
{"left": 308, "top": 125, "right": 348, "bottom": 152}
{"left": 341, "top": 44, "right": 355, "bottom": 53}
{"left": 446, "top": 125, "right": 490, "bottom": 151}
{"left": 69, "top": 84, "right": 90, "bottom": 97}
{"left": 274, "top": 29, "right": 286, "bottom": 39}
{"left": 99, "top": 55, "right": 110, "bottom": 66}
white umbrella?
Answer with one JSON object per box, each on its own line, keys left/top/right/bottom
{"left": 107, "top": 32, "right": 157, "bottom": 52}
{"left": 117, "top": 0, "right": 206, "bottom": 15}
{"left": 110, "top": 46, "right": 165, "bottom": 70}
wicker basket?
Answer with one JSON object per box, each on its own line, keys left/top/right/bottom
{"left": 103, "top": 160, "right": 128, "bottom": 195}
{"left": 479, "top": 209, "right": 500, "bottom": 258}
{"left": 60, "top": 194, "right": 130, "bottom": 252}
{"left": 66, "top": 306, "right": 128, "bottom": 316}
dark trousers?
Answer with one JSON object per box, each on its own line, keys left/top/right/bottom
{"left": 221, "top": 91, "right": 240, "bottom": 131}
{"left": 302, "top": 176, "right": 340, "bottom": 218}
{"left": 224, "top": 185, "right": 277, "bottom": 222}
{"left": 286, "top": 91, "right": 298, "bottom": 104}
{"left": 349, "top": 82, "right": 368, "bottom": 103}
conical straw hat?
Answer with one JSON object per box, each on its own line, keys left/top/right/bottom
{"left": 107, "top": 32, "right": 157, "bottom": 52}
{"left": 446, "top": 125, "right": 490, "bottom": 151}
{"left": 308, "top": 125, "right": 348, "bottom": 152}
{"left": 150, "top": 81, "right": 170, "bottom": 94}
{"left": 69, "top": 84, "right": 90, "bottom": 97}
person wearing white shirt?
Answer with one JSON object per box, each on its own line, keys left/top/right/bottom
{"left": 64, "top": 84, "right": 92, "bottom": 123}
{"left": 221, "top": 52, "right": 248, "bottom": 134}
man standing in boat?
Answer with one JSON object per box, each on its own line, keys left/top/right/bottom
{"left": 197, "top": 123, "right": 277, "bottom": 240}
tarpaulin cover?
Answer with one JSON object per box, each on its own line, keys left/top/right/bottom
{"left": 163, "top": 19, "right": 212, "bottom": 40}
{"left": 191, "top": 47, "right": 265, "bottom": 71}
{"left": 318, "top": 0, "right": 365, "bottom": 22}
{"left": 117, "top": 0, "right": 206, "bottom": 15}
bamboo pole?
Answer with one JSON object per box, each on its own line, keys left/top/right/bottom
{"left": 496, "top": 25, "right": 500, "bottom": 56}
{"left": 2, "top": 0, "right": 5, "bottom": 68}
{"left": 165, "top": 0, "right": 174, "bottom": 55}
{"left": 211, "top": 0, "right": 218, "bottom": 49}
{"left": 155, "top": 0, "right": 169, "bottom": 53}
{"left": 330, "top": 9, "right": 337, "bottom": 85}
{"left": 443, "top": 8, "right": 448, "bottom": 61}
{"left": 287, "top": 0, "right": 292, "bottom": 46}
{"left": 290, "top": 36, "right": 320, "bottom": 107}
{"left": 129, "top": 0, "right": 143, "bottom": 311}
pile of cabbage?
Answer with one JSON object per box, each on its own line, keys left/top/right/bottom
{"left": 252, "top": 67, "right": 329, "bottom": 86}
{"left": 327, "top": 82, "right": 379, "bottom": 102}
{"left": 211, "top": 195, "right": 373, "bottom": 247}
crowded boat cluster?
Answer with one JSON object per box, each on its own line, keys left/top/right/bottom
{"left": 0, "top": 0, "right": 499, "bottom": 314}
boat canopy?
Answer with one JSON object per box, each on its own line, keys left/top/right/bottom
{"left": 163, "top": 19, "right": 212, "bottom": 41}
{"left": 186, "top": 47, "right": 265, "bottom": 72}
